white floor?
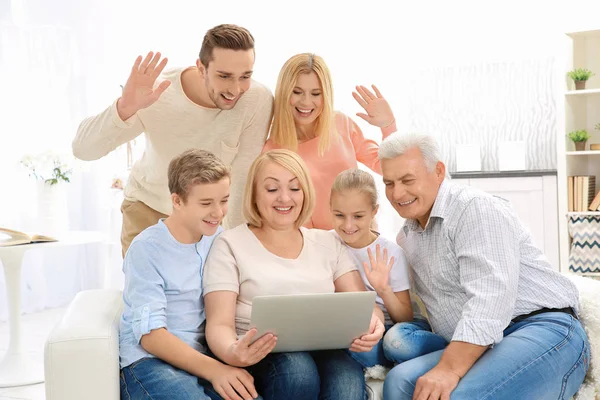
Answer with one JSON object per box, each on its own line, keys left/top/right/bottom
{"left": 0, "top": 307, "right": 66, "bottom": 400}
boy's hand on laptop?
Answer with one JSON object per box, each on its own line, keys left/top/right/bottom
{"left": 363, "top": 244, "right": 395, "bottom": 294}
{"left": 227, "top": 328, "right": 277, "bottom": 367}
{"left": 349, "top": 314, "right": 385, "bottom": 352}
{"left": 206, "top": 363, "right": 258, "bottom": 400}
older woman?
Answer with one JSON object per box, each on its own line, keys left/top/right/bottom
{"left": 203, "top": 149, "right": 385, "bottom": 400}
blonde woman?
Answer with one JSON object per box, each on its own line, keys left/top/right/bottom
{"left": 263, "top": 53, "right": 397, "bottom": 230}
{"left": 203, "top": 149, "right": 385, "bottom": 400}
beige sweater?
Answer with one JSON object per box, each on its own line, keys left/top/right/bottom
{"left": 73, "top": 68, "right": 274, "bottom": 229}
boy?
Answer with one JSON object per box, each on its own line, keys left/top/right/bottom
{"left": 119, "top": 149, "right": 259, "bottom": 400}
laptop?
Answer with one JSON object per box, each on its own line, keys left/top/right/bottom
{"left": 249, "top": 291, "right": 376, "bottom": 353}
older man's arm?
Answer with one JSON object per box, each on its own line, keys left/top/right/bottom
{"left": 415, "top": 196, "right": 522, "bottom": 400}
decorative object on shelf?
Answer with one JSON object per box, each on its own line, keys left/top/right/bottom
{"left": 568, "top": 130, "right": 590, "bottom": 151}
{"left": 20, "top": 151, "right": 72, "bottom": 236}
{"left": 567, "top": 68, "right": 595, "bottom": 90}
{"left": 591, "top": 144, "right": 600, "bottom": 151}
{"left": 498, "top": 141, "right": 526, "bottom": 171}
{"left": 455, "top": 143, "right": 481, "bottom": 172}
{"left": 568, "top": 215, "right": 600, "bottom": 274}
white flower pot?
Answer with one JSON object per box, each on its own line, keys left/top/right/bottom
{"left": 36, "top": 181, "right": 69, "bottom": 236}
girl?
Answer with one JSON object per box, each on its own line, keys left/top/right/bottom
{"left": 330, "top": 168, "right": 448, "bottom": 368}
{"left": 263, "top": 52, "right": 397, "bottom": 230}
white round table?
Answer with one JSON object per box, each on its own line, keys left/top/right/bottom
{"left": 0, "top": 231, "right": 105, "bottom": 388}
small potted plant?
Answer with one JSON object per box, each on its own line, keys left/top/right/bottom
{"left": 567, "top": 68, "right": 594, "bottom": 90}
{"left": 568, "top": 130, "right": 591, "bottom": 151}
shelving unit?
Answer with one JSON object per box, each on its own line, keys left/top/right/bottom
{"left": 557, "top": 29, "right": 600, "bottom": 279}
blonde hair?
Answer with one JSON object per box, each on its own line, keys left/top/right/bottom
{"left": 331, "top": 168, "right": 378, "bottom": 210}
{"left": 168, "top": 149, "right": 231, "bottom": 202}
{"left": 270, "top": 53, "right": 335, "bottom": 156}
{"left": 243, "top": 149, "right": 316, "bottom": 229}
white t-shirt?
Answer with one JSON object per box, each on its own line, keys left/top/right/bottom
{"left": 203, "top": 224, "right": 358, "bottom": 334}
{"left": 339, "top": 233, "right": 423, "bottom": 325}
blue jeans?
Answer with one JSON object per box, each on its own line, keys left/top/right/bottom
{"left": 349, "top": 319, "right": 448, "bottom": 368}
{"left": 383, "top": 312, "right": 590, "bottom": 400}
{"left": 383, "top": 318, "right": 448, "bottom": 364}
{"left": 120, "top": 357, "right": 239, "bottom": 400}
{"left": 247, "top": 350, "right": 366, "bottom": 400}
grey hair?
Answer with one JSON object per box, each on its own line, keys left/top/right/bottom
{"left": 378, "top": 132, "right": 442, "bottom": 172}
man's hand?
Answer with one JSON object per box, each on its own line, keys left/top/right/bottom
{"left": 413, "top": 366, "right": 461, "bottom": 400}
{"left": 350, "top": 313, "right": 385, "bottom": 352}
{"left": 226, "top": 328, "right": 277, "bottom": 367}
{"left": 206, "top": 363, "right": 258, "bottom": 400}
{"left": 117, "top": 51, "right": 171, "bottom": 121}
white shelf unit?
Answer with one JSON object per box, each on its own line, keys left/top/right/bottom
{"left": 557, "top": 28, "right": 600, "bottom": 278}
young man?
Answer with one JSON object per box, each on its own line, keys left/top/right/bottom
{"left": 119, "top": 149, "right": 260, "bottom": 400}
{"left": 73, "top": 24, "right": 273, "bottom": 256}
{"left": 378, "top": 132, "right": 589, "bottom": 400}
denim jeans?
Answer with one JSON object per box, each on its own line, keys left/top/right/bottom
{"left": 349, "top": 319, "right": 448, "bottom": 368}
{"left": 247, "top": 349, "right": 366, "bottom": 400}
{"left": 120, "top": 357, "right": 221, "bottom": 400}
{"left": 383, "top": 318, "right": 448, "bottom": 364}
{"left": 383, "top": 312, "right": 590, "bottom": 400}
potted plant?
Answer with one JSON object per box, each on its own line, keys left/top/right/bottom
{"left": 567, "top": 68, "right": 594, "bottom": 90}
{"left": 568, "top": 130, "right": 591, "bottom": 151}
{"left": 20, "top": 152, "right": 72, "bottom": 235}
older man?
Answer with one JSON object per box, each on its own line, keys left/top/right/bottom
{"left": 379, "top": 132, "right": 589, "bottom": 400}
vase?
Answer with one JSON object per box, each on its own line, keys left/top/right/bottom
{"left": 575, "top": 141, "right": 587, "bottom": 151}
{"left": 36, "top": 181, "right": 69, "bottom": 236}
{"left": 575, "top": 81, "right": 587, "bottom": 90}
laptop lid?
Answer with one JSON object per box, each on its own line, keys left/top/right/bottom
{"left": 250, "top": 291, "right": 376, "bottom": 353}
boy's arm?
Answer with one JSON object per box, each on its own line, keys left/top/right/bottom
{"left": 141, "top": 328, "right": 258, "bottom": 400}
{"left": 124, "top": 242, "right": 258, "bottom": 400}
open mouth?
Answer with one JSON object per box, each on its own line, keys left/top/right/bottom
{"left": 342, "top": 229, "right": 359, "bottom": 235}
{"left": 203, "top": 220, "right": 219, "bottom": 226}
{"left": 274, "top": 206, "right": 293, "bottom": 214}
{"left": 295, "top": 107, "right": 314, "bottom": 117}
{"left": 398, "top": 198, "right": 416, "bottom": 206}
{"left": 221, "top": 93, "right": 236, "bottom": 103}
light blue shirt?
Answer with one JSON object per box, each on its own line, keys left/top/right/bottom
{"left": 119, "top": 219, "right": 222, "bottom": 368}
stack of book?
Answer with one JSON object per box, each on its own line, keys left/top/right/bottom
{"left": 568, "top": 175, "right": 600, "bottom": 212}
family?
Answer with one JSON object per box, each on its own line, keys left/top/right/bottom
{"left": 73, "top": 24, "right": 590, "bottom": 400}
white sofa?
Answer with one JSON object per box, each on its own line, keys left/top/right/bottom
{"left": 44, "top": 274, "right": 600, "bottom": 400}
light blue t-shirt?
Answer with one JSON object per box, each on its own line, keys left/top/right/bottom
{"left": 119, "top": 219, "right": 223, "bottom": 368}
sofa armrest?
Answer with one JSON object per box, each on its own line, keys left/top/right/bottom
{"left": 44, "top": 289, "right": 123, "bottom": 400}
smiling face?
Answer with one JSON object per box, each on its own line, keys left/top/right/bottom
{"left": 198, "top": 47, "right": 254, "bottom": 110}
{"left": 254, "top": 161, "right": 304, "bottom": 230}
{"left": 330, "top": 189, "right": 378, "bottom": 249}
{"left": 172, "top": 178, "right": 230, "bottom": 237}
{"left": 382, "top": 147, "right": 445, "bottom": 228}
{"left": 289, "top": 71, "right": 324, "bottom": 130}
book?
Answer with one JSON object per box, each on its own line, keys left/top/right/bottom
{"left": 0, "top": 228, "right": 57, "bottom": 247}
{"left": 568, "top": 176, "right": 574, "bottom": 212}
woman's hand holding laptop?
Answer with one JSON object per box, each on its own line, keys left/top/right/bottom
{"left": 349, "top": 313, "right": 385, "bottom": 353}
{"left": 225, "top": 328, "right": 277, "bottom": 367}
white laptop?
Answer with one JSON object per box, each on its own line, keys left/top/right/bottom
{"left": 249, "top": 291, "right": 376, "bottom": 353}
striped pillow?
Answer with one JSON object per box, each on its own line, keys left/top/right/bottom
{"left": 568, "top": 215, "right": 600, "bottom": 274}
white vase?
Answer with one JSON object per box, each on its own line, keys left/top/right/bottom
{"left": 36, "top": 180, "right": 69, "bottom": 236}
